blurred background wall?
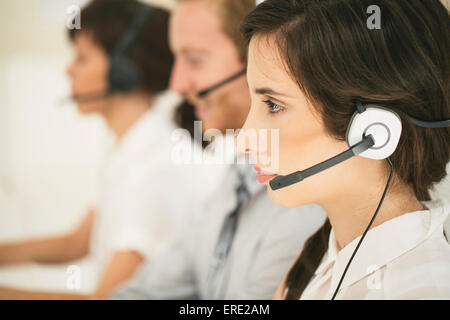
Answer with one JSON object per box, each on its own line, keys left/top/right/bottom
{"left": 0, "top": 0, "right": 101, "bottom": 241}
{"left": 0, "top": 0, "right": 448, "bottom": 290}
{"left": 0, "top": 0, "right": 175, "bottom": 291}
{"left": 0, "top": 0, "right": 175, "bottom": 240}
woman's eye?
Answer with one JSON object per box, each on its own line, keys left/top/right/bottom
{"left": 264, "top": 100, "right": 284, "bottom": 114}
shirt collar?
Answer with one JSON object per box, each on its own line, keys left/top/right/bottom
{"left": 327, "top": 199, "right": 450, "bottom": 292}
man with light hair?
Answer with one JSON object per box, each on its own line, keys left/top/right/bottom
{"left": 111, "top": 0, "right": 326, "bottom": 300}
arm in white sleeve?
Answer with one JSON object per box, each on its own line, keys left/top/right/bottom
{"left": 109, "top": 225, "right": 199, "bottom": 300}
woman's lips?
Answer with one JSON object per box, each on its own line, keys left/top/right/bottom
{"left": 254, "top": 165, "right": 278, "bottom": 184}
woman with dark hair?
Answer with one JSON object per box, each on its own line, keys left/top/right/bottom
{"left": 0, "top": 0, "right": 212, "bottom": 299}
{"left": 239, "top": 0, "right": 450, "bottom": 299}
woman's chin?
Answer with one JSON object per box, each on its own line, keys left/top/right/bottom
{"left": 267, "top": 187, "right": 304, "bottom": 208}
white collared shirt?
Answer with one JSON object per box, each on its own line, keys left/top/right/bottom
{"left": 92, "top": 91, "right": 222, "bottom": 268}
{"left": 300, "top": 200, "right": 450, "bottom": 300}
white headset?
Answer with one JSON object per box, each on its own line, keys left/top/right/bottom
{"left": 346, "top": 104, "right": 402, "bottom": 160}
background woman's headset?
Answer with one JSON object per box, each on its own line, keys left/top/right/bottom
{"left": 71, "top": 2, "right": 154, "bottom": 103}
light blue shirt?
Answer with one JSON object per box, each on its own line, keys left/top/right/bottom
{"left": 110, "top": 164, "right": 327, "bottom": 299}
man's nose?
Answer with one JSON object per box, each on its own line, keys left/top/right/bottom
{"left": 169, "top": 62, "right": 193, "bottom": 96}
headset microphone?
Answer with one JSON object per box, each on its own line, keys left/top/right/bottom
{"left": 197, "top": 69, "right": 247, "bottom": 98}
{"left": 270, "top": 135, "right": 375, "bottom": 190}
{"left": 69, "top": 91, "right": 111, "bottom": 103}
{"left": 270, "top": 101, "right": 450, "bottom": 191}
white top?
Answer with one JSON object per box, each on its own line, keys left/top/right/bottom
{"left": 111, "top": 164, "right": 327, "bottom": 300}
{"left": 91, "top": 91, "right": 221, "bottom": 268}
{"left": 300, "top": 200, "right": 450, "bottom": 300}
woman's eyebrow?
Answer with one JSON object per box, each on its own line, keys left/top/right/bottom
{"left": 255, "top": 87, "right": 288, "bottom": 97}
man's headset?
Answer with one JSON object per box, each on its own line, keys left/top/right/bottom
{"left": 71, "top": 3, "right": 153, "bottom": 103}
{"left": 268, "top": 101, "right": 449, "bottom": 299}
{"left": 193, "top": 0, "right": 271, "bottom": 99}
{"left": 196, "top": 69, "right": 247, "bottom": 99}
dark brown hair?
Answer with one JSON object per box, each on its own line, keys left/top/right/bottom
{"left": 242, "top": 0, "right": 450, "bottom": 299}
{"left": 69, "top": 0, "right": 173, "bottom": 95}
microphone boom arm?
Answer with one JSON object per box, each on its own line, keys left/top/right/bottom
{"left": 270, "top": 135, "right": 375, "bottom": 190}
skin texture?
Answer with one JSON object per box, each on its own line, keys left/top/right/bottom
{"left": 169, "top": 0, "right": 251, "bottom": 132}
{"left": 239, "top": 34, "right": 424, "bottom": 260}
{"left": 0, "top": 33, "right": 150, "bottom": 300}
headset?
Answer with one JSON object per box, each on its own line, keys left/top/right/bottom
{"left": 270, "top": 102, "right": 450, "bottom": 189}
{"left": 71, "top": 2, "right": 153, "bottom": 103}
{"left": 268, "top": 100, "right": 449, "bottom": 299}
{"left": 196, "top": 69, "right": 247, "bottom": 99}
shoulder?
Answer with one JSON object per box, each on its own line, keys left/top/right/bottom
{"left": 262, "top": 203, "right": 327, "bottom": 246}
{"left": 385, "top": 231, "right": 450, "bottom": 299}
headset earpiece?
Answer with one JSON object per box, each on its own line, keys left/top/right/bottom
{"left": 108, "top": 55, "right": 143, "bottom": 93}
{"left": 346, "top": 103, "right": 402, "bottom": 160}
{"left": 107, "top": 4, "right": 153, "bottom": 94}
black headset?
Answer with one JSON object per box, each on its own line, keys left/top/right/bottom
{"left": 72, "top": 2, "right": 153, "bottom": 103}
{"left": 108, "top": 3, "right": 153, "bottom": 93}
{"left": 197, "top": 69, "right": 247, "bottom": 98}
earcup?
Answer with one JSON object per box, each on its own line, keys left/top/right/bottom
{"left": 346, "top": 105, "right": 402, "bottom": 160}
{"left": 108, "top": 55, "right": 143, "bottom": 93}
